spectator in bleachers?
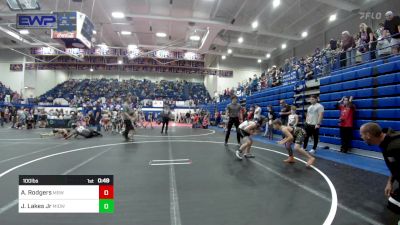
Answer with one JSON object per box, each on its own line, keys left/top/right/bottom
{"left": 279, "top": 100, "right": 291, "bottom": 126}
{"left": 359, "top": 123, "right": 400, "bottom": 220}
{"left": 354, "top": 34, "right": 363, "bottom": 64}
{"left": 337, "top": 96, "right": 355, "bottom": 153}
{"left": 359, "top": 23, "right": 377, "bottom": 60}
{"left": 303, "top": 95, "right": 324, "bottom": 154}
{"left": 377, "top": 23, "right": 393, "bottom": 58}
{"left": 384, "top": 11, "right": 400, "bottom": 54}
{"left": 341, "top": 31, "right": 356, "bottom": 67}
{"left": 304, "top": 64, "right": 314, "bottom": 80}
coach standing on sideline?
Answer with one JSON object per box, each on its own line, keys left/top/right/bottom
{"left": 225, "top": 95, "right": 242, "bottom": 145}
{"left": 303, "top": 95, "right": 324, "bottom": 154}
{"left": 360, "top": 123, "right": 400, "bottom": 223}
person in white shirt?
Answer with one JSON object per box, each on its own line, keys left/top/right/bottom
{"left": 254, "top": 104, "right": 262, "bottom": 120}
{"left": 287, "top": 106, "right": 299, "bottom": 128}
{"left": 235, "top": 118, "right": 265, "bottom": 160}
{"left": 304, "top": 95, "right": 324, "bottom": 154}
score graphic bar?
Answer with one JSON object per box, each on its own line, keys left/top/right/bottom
{"left": 18, "top": 175, "right": 114, "bottom": 213}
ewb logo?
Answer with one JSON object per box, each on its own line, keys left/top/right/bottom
{"left": 16, "top": 14, "right": 57, "bottom": 29}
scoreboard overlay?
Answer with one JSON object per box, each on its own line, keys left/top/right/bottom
{"left": 18, "top": 175, "right": 114, "bottom": 213}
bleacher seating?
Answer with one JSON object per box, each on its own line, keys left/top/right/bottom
{"left": 206, "top": 55, "right": 400, "bottom": 154}
{"left": 40, "top": 79, "right": 211, "bottom": 104}
{"left": 319, "top": 57, "right": 400, "bottom": 152}
{"left": 246, "top": 85, "right": 294, "bottom": 116}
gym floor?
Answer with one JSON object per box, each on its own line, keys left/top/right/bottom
{"left": 0, "top": 125, "right": 397, "bottom": 225}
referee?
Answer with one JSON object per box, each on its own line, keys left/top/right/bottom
{"left": 224, "top": 95, "right": 242, "bottom": 145}
{"left": 122, "top": 98, "right": 134, "bottom": 141}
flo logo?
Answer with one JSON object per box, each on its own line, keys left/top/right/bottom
{"left": 359, "top": 12, "right": 382, "bottom": 20}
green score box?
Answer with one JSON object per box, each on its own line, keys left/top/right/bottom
{"left": 99, "top": 199, "right": 114, "bottom": 213}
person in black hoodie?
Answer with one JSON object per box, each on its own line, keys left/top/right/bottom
{"left": 360, "top": 123, "right": 400, "bottom": 222}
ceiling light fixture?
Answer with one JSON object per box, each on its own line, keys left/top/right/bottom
{"left": 266, "top": 53, "right": 271, "bottom": 58}
{"left": 251, "top": 20, "right": 259, "bottom": 29}
{"left": 329, "top": 14, "right": 337, "bottom": 22}
{"left": 281, "top": 43, "right": 287, "bottom": 49}
{"left": 221, "top": 55, "right": 226, "bottom": 60}
{"left": 111, "top": 12, "right": 125, "bottom": 18}
{"left": 301, "top": 31, "right": 308, "bottom": 38}
{"left": 19, "top": 30, "right": 29, "bottom": 35}
{"left": 156, "top": 32, "right": 167, "bottom": 37}
{"left": 190, "top": 35, "right": 201, "bottom": 41}
{"left": 258, "top": 59, "right": 262, "bottom": 63}
{"left": 273, "top": 0, "right": 281, "bottom": 8}
{"left": 120, "top": 31, "right": 132, "bottom": 35}
{"left": 227, "top": 49, "right": 232, "bottom": 54}
{"left": 238, "top": 37, "right": 243, "bottom": 43}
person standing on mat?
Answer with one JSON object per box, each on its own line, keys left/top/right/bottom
{"left": 338, "top": 96, "right": 355, "bottom": 153}
{"left": 122, "top": 98, "right": 134, "bottom": 141}
{"left": 224, "top": 95, "right": 242, "bottom": 145}
{"left": 161, "top": 105, "right": 172, "bottom": 134}
{"left": 360, "top": 123, "right": 400, "bottom": 223}
{"left": 303, "top": 95, "right": 324, "bottom": 154}
{"left": 272, "top": 119, "right": 315, "bottom": 166}
{"left": 235, "top": 118, "right": 264, "bottom": 160}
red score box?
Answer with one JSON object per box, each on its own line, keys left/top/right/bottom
{"left": 99, "top": 185, "right": 114, "bottom": 199}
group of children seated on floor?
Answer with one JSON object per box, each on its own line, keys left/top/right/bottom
{"left": 191, "top": 111, "right": 209, "bottom": 129}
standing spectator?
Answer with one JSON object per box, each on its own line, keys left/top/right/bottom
{"left": 359, "top": 23, "right": 377, "bottom": 60}
{"left": 216, "top": 111, "right": 222, "bottom": 126}
{"left": 122, "top": 98, "right": 134, "bottom": 141}
{"left": 224, "top": 95, "right": 242, "bottom": 145}
{"left": 279, "top": 100, "right": 291, "bottom": 126}
{"left": 377, "top": 23, "right": 393, "bottom": 58}
{"left": 360, "top": 123, "right": 400, "bottom": 225}
{"left": 264, "top": 105, "right": 275, "bottom": 139}
{"left": 94, "top": 102, "right": 102, "bottom": 132}
{"left": 247, "top": 106, "right": 254, "bottom": 121}
{"left": 11, "top": 107, "right": 17, "bottom": 128}
{"left": 303, "top": 95, "right": 324, "bottom": 154}
{"left": 288, "top": 106, "right": 299, "bottom": 128}
{"left": 186, "top": 111, "right": 191, "bottom": 124}
{"left": 338, "top": 96, "right": 356, "bottom": 153}
{"left": 384, "top": 11, "right": 400, "bottom": 54}
{"left": 304, "top": 64, "right": 314, "bottom": 80}
{"left": 341, "top": 31, "right": 356, "bottom": 67}
{"left": 0, "top": 107, "right": 4, "bottom": 127}
{"left": 254, "top": 104, "right": 262, "bottom": 121}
